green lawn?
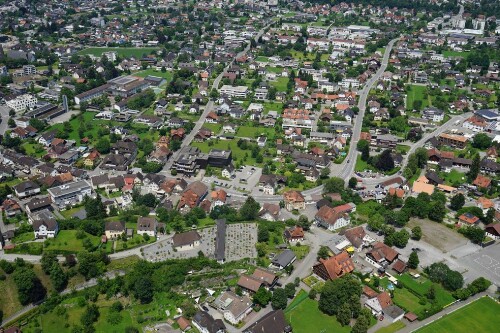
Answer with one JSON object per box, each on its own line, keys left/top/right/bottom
{"left": 60, "top": 206, "right": 86, "bottom": 219}
{"left": 415, "top": 297, "right": 500, "bottom": 333}
{"left": 376, "top": 321, "right": 406, "bottom": 333}
{"left": 396, "top": 144, "right": 410, "bottom": 154}
{"left": 271, "top": 77, "right": 289, "bottom": 92}
{"left": 406, "top": 85, "right": 429, "bottom": 110}
{"left": 44, "top": 230, "right": 101, "bottom": 254}
{"left": 192, "top": 139, "right": 269, "bottom": 166}
{"left": 442, "top": 50, "right": 469, "bottom": 58}
{"left": 202, "top": 123, "right": 222, "bottom": 133}
{"left": 255, "top": 56, "right": 269, "bottom": 62}
{"left": 393, "top": 287, "right": 427, "bottom": 314}
{"left": 262, "top": 101, "right": 284, "bottom": 114}
{"left": 5, "top": 242, "right": 43, "bottom": 255}
{"left": 441, "top": 169, "right": 466, "bottom": 186}
{"left": 77, "top": 47, "right": 160, "bottom": 58}
{"left": 290, "top": 245, "right": 310, "bottom": 260}
{"left": 21, "top": 142, "right": 46, "bottom": 158}
{"left": 355, "top": 155, "right": 373, "bottom": 172}
{"left": 12, "top": 232, "right": 35, "bottom": 244}
{"left": 133, "top": 68, "right": 173, "bottom": 83}
{"left": 114, "top": 234, "right": 155, "bottom": 252}
{"left": 285, "top": 297, "right": 353, "bottom": 333}
{"left": 398, "top": 274, "right": 455, "bottom": 309}
{"left": 236, "top": 126, "right": 276, "bottom": 139}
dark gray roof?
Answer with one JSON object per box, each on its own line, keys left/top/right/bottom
{"left": 244, "top": 310, "right": 291, "bottom": 333}
{"left": 215, "top": 219, "right": 226, "bottom": 262}
{"left": 172, "top": 231, "right": 201, "bottom": 247}
{"left": 193, "top": 311, "right": 226, "bottom": 333}
{"left": 33, "top": 218, "right": 58, "bottom": 232}
{"left": 271, "top": 249, "right": 296, "bottom": 268}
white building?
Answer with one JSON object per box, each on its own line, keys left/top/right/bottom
{"left": 137, "top": 217, "right": 157, "bottom": 237}
{"left": 47, "top": 180, "right": 92, "bottom": 207}
{"left": 33, "top": 218, "right": 59, "bottom": 239}
{"left": 6, "top": 94, "right": 38, "bottom": 112}
{"left": 219, "top": 85, "right": 248, "bottom": 98}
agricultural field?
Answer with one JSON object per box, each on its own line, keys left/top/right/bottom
{"left": 77, "top": 47, "right": 160, "bottom": 58}
{"left": 415, "top": 297, "right": 500, "bottom": 333}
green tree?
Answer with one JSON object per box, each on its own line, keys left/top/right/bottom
{"left": 337, "top": 303, "right": 352, "bottom": 326}
{"left": 134, "top": 277, "right": 154, "bottom": 304}
{"left": 348, "top": 177, "right": 358, "bottom": 189}
{"left": 428, "top": 201, "right": 446, "bottom": 222}
{"left": 411, "top": 226, "right": 422, "bottom": 240}
{"left": 317, "top": 246, "right": 330, "bottom": 260}
{"left": 357, "top": 139, "right": 370, "bottom": 161}
{"left": 323, "top": 177, "right": 345, "bottom": 194}
{"left": 375, "top": 149, "right": 394, "bottom": 171}
{"left": 284, "top": 283, "right": 296, "bottom": 299}
{"left": 95, "top": 138, "right": 110, "bottom": 154}
{"left": 472, "top": 133, "right": 492, "bottom": 150}
{"left": 468, "top": 153, "right": 480, "bottom": 182}
{"left": 239, "top": 196, "right": 260, "bottom": 220}
{"left": 408, "top": 251, "right": 419, "bottom": 269}
{"left": 271, "top": 288, "right": 288, "bottom": 309}
{"left": 450, "top": 193, "right": 465, "bottom": 211}
{"left": 319, "top": 276, "right": 361, "bottom": 315}
{"left": 50, "top": 262, "right": 68, "bottom": 292}
{"left": 253, "top": 287, "right": 272, "bottom": 307}
{"left": 12, "top": 267, "right": 46, "bottom": 305}
{"left": 81, "top": 304, "right": 99, "bottom": 327}
{"left": 41, "top": 252, "right": 58, "bottom": 274}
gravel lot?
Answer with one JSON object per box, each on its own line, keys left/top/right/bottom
{"left": 408, "top": 218, "right": 467, "bottom": 252}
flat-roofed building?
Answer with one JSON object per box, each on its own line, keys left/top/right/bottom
{"left": 47, "top": 180, "right": 92, "bottom": 207}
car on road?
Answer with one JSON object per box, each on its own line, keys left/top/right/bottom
{"left": 412, "top": 248, "right": 422, "bottom": 252}
{"left": 202, "top": 305, "right": 209, "bottom": 311}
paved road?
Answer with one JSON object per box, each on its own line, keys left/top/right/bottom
{"left": 335, "top": 37, "right": 400, "bottom": 181}
{"left": 0, "top": 105, "right": 10, "bottom": 135}
{"left": 162, "top": 24, "right": 271, "bottom": 175}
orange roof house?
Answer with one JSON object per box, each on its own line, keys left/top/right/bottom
{"left": 312, "top": 251, "right": 355, "bottom": 281}
{"left": 283, "top": 190, "right": 305, "bottom": 211}
{"left": 458, "top": 213, "right": 480, "bottom": 226}
{"left": 473, "top": 174, "right": 491, "bottom": 188}
{"left": 284, "top": 226, "right": 304, "bottom": 242}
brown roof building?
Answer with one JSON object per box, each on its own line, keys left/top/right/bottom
{"left": 312, "top": 251, "right": 355, "bottom": 281}
{"left": 367, "top": 242, "right": 399, "bottom": 264}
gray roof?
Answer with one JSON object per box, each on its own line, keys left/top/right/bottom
{"left": 47, "top": 180, "right": 91, "bottom": 198}
{"left": 271, "top": 249, "right": 296, "bottom": 268}
{"left": 215, "top": 219, "right": 226, "bottom": 262}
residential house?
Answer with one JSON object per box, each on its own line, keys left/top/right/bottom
{"left": 211, "top": 189, "right": 227, "bottom": 209}
{"left": 192, "top": 311, "right": 226, "bottom": 333}
{"left": 284, "top": 226, "right": 304, "bottom": 242}
{"left": 271, "top": 249, "right": 296, "bottom": 269}
{"left": 33, "top": 217, "right": 59, "bottom": 239}
{"left": 312, "top": 251, "right": 355, "bottom": 281}
{"left": 315, "top": 205, "right": 350, "bottom": 231}
{"left": 243, "top": 310, "right": 291, "bottom": 333}
{"left": 178, "top": 181, "right": 208, "bottom": 212}
{"left": 137, "top": 217, "right": 157, "bottom": 237}
{"left": 13, "top": 181, "right": 41, "bottom": 198}
{"left": 343, "top": 226, "right": 375, "bottom": 252}
{"left": 47, "top": 180, "right": 92, "bottom": 207}
{"left": 458, "top": 212, "right": 480, "bottom": 226}
{"left": 283, "top": 190, "right": 305, "bottom": 211}
{"left": 258, "top": 203, "right": 281, "bottom": 221}
{"left": 105, "top": 221, "right": 126, "bottom": 240}
{"left": 214, "top": 291, "right": 253, "bottom": 325}
{"left": 366, "top": 242, "right": 399, "bottom": 265}
{"left": 2, "top": 199, "right": 22, "bottom": 218}
{"left": 485, "top": 223, "right": 500, "bottom": 240}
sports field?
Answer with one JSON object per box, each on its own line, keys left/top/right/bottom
{"left": 416, "top": 297, "right": 500, "bottom": 333}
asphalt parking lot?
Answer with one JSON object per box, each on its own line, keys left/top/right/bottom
{"left": 202, "top": 165, "right": 262, "bottom": 193}
{"left": 461, "top": 242, "right": 500, "bottom": 286}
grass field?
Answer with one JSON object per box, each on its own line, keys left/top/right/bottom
{"left": 192, "top": 139, "right": 269, "bottom": 166}
{"left": 406, "top": 85, "right": 429, "bottom": 110}
{"left": 415, "top": 297, "right": 500, "bottom": 333}
{"left": 236, "top": 125, "right": 276, "bottom": 139}
{"left": 271, "top": 77, "right": 289, "bottom": 92}
{"left": 398, "top": 274, "right": 455, "bottom": 309}
{"left": 393, "top": 287, "right": 427, "bottom": 314}
{"left": 255, "top": 56, "right": 270, "bottom": 62}
{"left": 442, "top": 50, "right": 469, "bottom": 58}
{"left": 77, "top": 47, "right": 160, "bottom": 58}
{"left": 285, "top": 297, "right": 352, "bottom": 333}
{"left": 355, "top": 155, "right": 374, "bottom": 172}
{"left": 262, "top": 101, "right": 284, "bottom": 113}
{"left": 133, "top": 68, "right": 173, "bottom": 83}
{"left": 44, "top": 230, "right": 101, "bottom": 254}
{"left": 202, "top": 123, "right": 222, "bottom": 133}
{"left": 376, "top": 321, "right": 406, "bottom": 333}
{"left": 114, "top": 234, "right": 154, "bottom": 252}
{"left": 441, "top": 169, "right": 466, "bottom": 186}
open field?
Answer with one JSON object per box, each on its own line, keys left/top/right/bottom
{"left": 133, "top": 68, "right": 173, "bottom": 83}
{"left": 285, "top": 297, "right": 352, "bottom": 333}
{"left": 408, "top": 218, "right": 467, "bottom": 252}
{"left": 192, "top": 139, "right": 270, "bottom": 166}
{"left": 355, "top": 155, "right": 374, "bottom": 172}
{"left": 44, "top": 230, "right": 101, "bottom": 254}
{"left": 415, "top": 297, "right": 500, "bottom": 333}
{"left": 270, "top": 77, "right": 289, "bottom": 92}
{"left": 236, "top": 125, "right": 276, "bottom": 138}
{"left": 442, "top": 50, "right": 469, "bottom": 58}
{"left": 77, "top": 47, "right": 160, "bottom": 58}
{"left": 406, "top": 85, "right": 429, "bottom": 110}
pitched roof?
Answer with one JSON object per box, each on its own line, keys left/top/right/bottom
{"left": 343, "top": 226, "right": 366, "bottom": 248}
{"left": 473, "top": 174, "right": 492, "bottom": 188}
{"left": 315, "top": 205, "right": 346, "bottom": 225}
{"left": 284, "top": 226, "right": 304, "bottom": 240}
{"left": 172, "top": 231, "right": 201, "bottom": 247}
{"left": 244, "top": 310, "right": 290, "bottom": 333}
{"left": 137, "top": 217, "right": 157, "bottom": 231}
{"left": 105, "top": 221, "right": 125, "bottom": 232}
{"left": 237, "top": 275, "right": 263, "bottom": 292}
{"left": 367, "top": 242, "right": 399, "bottom": 262}
{"left": 459, "top": 212, "right": 480, "bottom": 225}
{"left": 283, "top": 190, "right": 304, "bottom": 203}
{"left": 251, "top": 268, "right": 277, "bottom": 286}
{"left": 33, "top": 218, "right": 58, "bottom": 232}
